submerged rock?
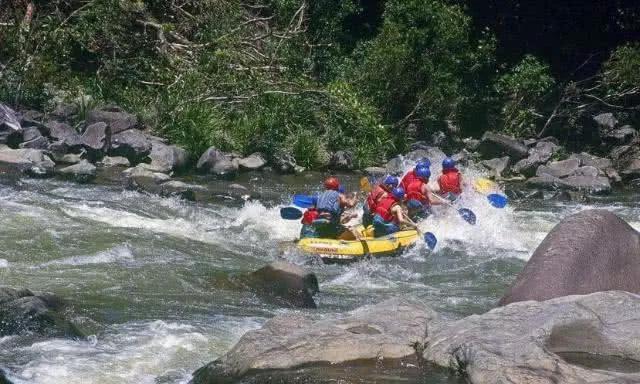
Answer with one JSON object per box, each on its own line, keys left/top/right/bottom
{"left": 0, "top": 287, "right": 84, "bottom": 338}
{"left": 243, "top": 261, "right": 319, "bottom": 308}
{"left": 57, "top": 160, "right": 97, "bottom": 183}
{"left": 122, "top": 165, "right": 171, "bottom": 191}
{"left": 500, "top": 209, "right": 640, "bottom": 305}
{"left": 191, "top": 297, "right": 435, "bottom": 383}
{"left": 426, "top": 291, "right": 640, "bottom": 384}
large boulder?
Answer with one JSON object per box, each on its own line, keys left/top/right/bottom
{"left": 604, "top": 125, "right": 637, "bottom": 145}
{"left": 536, "top": 158, "right": 580, "bottom": 178}
{"left": 425, "top": 291, "right": 640, "bottom": 384}
{"left": 45, "top": 121, "right": 78, "bottom": 142}
{"left": 0, "top": 148, "right": 55, "bottom": 176}
{"left": 477, "top": 132, "right": 529, "bottom": 160}
{"left": 512, "top": 141, "right": 560, "bottom": 177}
{"left": 81, "top": 122, "right": 111, "bottom": 159}
{"left": 149, "top": 141, "right": 188, "bottom": 173}
{"left": 86, "top": 106, "right": 138, "bottom": 134}
{"left": 593, "top": 112, "right": 618, "bottom": 136}
{"left": 196, "top": 146, "right": 239, "bottom": 177}
{"left": 405, "top": 147, "right": 446, "bottom": 164}
{"left": 499, "top": 210, "right": 640, "bottom": 305}
{"left": 238, "top": 152, "right": 266, "bottom": 171}
{"left": 480, "top": 156, "right": 510, "bottom": 178}
{"left": 610, "top": 140, "right": 640, "bottom": 180}
{"left": 18, "top": 127, "right": 49, "bottom": 150}
{"left": 110, "top": 129, "right": 152, "bottom": 163}
{"left": 0, "top": 103, "right": 22, "bottom": 144}
{"left": 241, "top": 262, "right": 319, "bottom": 308}
{"left": 569, "top": 152, "right": 612, "bottom": 170}
{"left": 271, "top": 153, "right": 301, "bottom": 174}
{"left": 57, "top": 160, "right": 97, "bottom": 183}
{"left": 329, "top": 150, "right": 354, "bottom": 171}
{"left": 0, "top": 287, "right": 84, "bottom": 338}
{"left": 190, "top": 297, "right": 435, "bottom": 383}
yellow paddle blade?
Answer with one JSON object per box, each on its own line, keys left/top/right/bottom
{"left": 359, "top": 176, "right": 372, "bottom": 193}
{"left": 474, "top": 178, "right": 496, "bottom": 194}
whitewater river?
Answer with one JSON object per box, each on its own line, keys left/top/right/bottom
{"left": 0, "top": 169, "right": 638, "bottom": 383}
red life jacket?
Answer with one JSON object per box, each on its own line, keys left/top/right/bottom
{"left": 438, "top": 168, "right": 462, "bottom": 195}
{"left": 400, "top": 170, "right": 418, "bottom": 191}
{"left": 301, "top": 208, "right": 319, "bottom": 225}
{"left": 366, "top": 184, "right": 389, "bottom": 211}
{"left": 405, "top": 178, "right": 429, "bottom": 204}
{"left": 374, "top": 196, "right": 398, "bottom": 223}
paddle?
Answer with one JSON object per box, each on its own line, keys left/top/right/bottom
{"left": 473, "top": 178, "right": 508, "bottom": 208}
{"left": 487, "top": 193, "right": 508, "bottom": 208}
{"left": 405, "top": 216, "right": 437, "bottom": 251}
{"left": 292, "top": 194, "right": 317, "bottom": 209}
{"left": 280, "top": 206, "right": 303, "bottom": 220}
{"left": 429, "top": 192, "right": 477, "bottom": 225}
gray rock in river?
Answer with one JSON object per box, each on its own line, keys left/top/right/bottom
{"left": 0, "top": 103, "right": 22, "bottom": 144}
{"left": 242, "top": 261, "right": 319, "bottom": 308}
{"left": 480, "top": 156, "right": 510, "bottom": 178}
{"left": 536, "top": 158, "right": 580, "bottom": 178}
{"left": 122, "top": 164, "right": 171, "bottom": 191}
{"left": 149, "top": 141, "right": 189, "bottom": 173}
{"left": 98, "top": 156, "right": 130, "bottom": 168}
{"left": 0, "top": 148, "right": 55, "bottom": 176}
{"left": 86, "top": 106, "right": 138, "bottom": 134}
{"left": 512, "top": 141, "right": 560, "bottom": 177}
{"left": 160, "top": 180, "right": 207, "bottom": 201}
{"left": 477, "top": 132, "right": 529, "bottom": 160}
{"left": 110, "top": 129, "right": 152, "bottom": 163}
{"left": 57, "top": 160, "right": 97, "bottom": 183}
{"left": 190, "top": 297, "right": 434, "bottom": 384}
{"left": 0, "top": 287, "right": 84, "bottom": 338}
{"left": 81, "top": 122, "right": 111, "bottom": 159}
{"left": 197, "top": 146, "right": 239, "bottom": 177}
{"left": 425, "top": 291, "right": 640, "bottom": 384}
{"left": 499, "top": 209, "right": 640, "bottom": 305}
{"left": 569, "top": 152, "right": 613, "bottom": 170}
{"left": 238, "top": 152, "right": 266, "bottom": 171}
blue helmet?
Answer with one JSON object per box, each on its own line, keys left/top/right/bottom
{"left": 391, "top": 187, "right": 405, "bottom": 200}
{"left": 415, "top": 167, "right": 431, "bottom": 180}
{"left": 442, "top": 157, "right": 455, "bottom": 170}
{"left": 416, "top": 158, "right": 431, "bottom": 169}
{"left": 383, "top": 175, "right": 399, "bottom": 188}
{"left": 338, "top": 185, "right": 345, "bottom": 194}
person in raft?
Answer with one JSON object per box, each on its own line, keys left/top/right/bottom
{"left": 363, "top": 175, "right": 398, "bottom": 227}
{"left": 372, "top": 187, "right": 418, "bottom": 237}
{"left": 400, "top": 158, "right": 431, "bottom": 191}
{"left": 435, "top": 157, "right": 463, "bottom": 201}
{"left": 404, "top": 167, "right": 447, "bottom": 221}
{"left": 313, "top": 177, "right": 358, "bottom": 238}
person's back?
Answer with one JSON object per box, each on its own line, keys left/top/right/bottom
{"left": 438, "top": 158, "right": 462, "bottom": 196}
{"left": 316, "top": 189, "right": 341, "bottom": 220}
{"left": 372, "top": 187, "right": 406, "bottom": 237}
{"left": 405, "top": 178, "right": 428, "bottom": 204}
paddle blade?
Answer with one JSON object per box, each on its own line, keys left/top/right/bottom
{"left": 474, "top": 178, "right": 496, "bottom": 194}
{"left": 487, "top": 193, "right": 508, "bottom": 208}
{"left": 424, "top": 232, "right": 437, "bottom": 250}
{"left": 280, "top": 207, "right": 303, "bottom": 220}
{"left": 292, "top": 194, "right": 316, "bottom": 208}
{"left": 458, "top": 208, "right": 477, "bottom": 225}
{"left": 359, "top": 176, "right": 372, "bottom": 193}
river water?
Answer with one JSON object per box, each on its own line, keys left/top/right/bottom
{"left": 0, "top": 168, "right": 638, "bottom": 384}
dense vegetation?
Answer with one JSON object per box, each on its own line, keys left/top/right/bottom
{"left": 1, "top": 1, "right": 639, "bottom": 167}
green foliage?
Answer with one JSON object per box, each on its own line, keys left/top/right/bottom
{"left": 495, "top": 55, "right": 555, "bottom": 137}
{"left": 602, "top": 43, "right": 640, "bottom": 94}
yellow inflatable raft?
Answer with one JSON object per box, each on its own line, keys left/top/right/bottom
{"left": 297, "top": 225, "right": 419, "bottom": 262}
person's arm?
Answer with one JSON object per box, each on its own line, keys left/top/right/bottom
{"left": 339, "top": 193, "right": 358, "bottom": 208}
{"left": 392, "top": 205, "right": 418, "bottom": 229}
{"left": 423, "top": 184, "right": 447, "bottom": 205}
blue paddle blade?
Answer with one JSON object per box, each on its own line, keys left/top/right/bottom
{"left": 424, "top": 232, "right": 437, "bottom": 250}
{"left": 280, "top": 207, "right": 303, "bottom": 220}
{"left": 292, "top": 194, "right": 317, "bottom": 208}
{"left": 487, "top": 193, "right": 508, "bottom": 208}
{"left": 458, "top": 208, "right": 477, "bottom": 225}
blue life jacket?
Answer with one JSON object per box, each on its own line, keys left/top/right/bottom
{"left": 316, "top": 190, "right": 341, "bottom": 219}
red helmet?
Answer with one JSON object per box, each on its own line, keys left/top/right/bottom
{"left": 324, "top": 177, "right": 340, "bottom": 190}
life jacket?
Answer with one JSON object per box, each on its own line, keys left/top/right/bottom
{"left": 366, "top": 184, "right": 390, "bottom": 211}
{"left": 316, "top": 190, "right": 341, "bottom": 218}
{"left": 438, "top": 168, "right": 462, "bottom": 195}
{"left": 374, "top": 195, "right": 398, "bottom": 223}
{"left": 301, "top": 208, "right": 319, "bottom": 225}
{"left": 406, "top": 178, "right": 429, "bottom": 205}
{"left": 400, "top": 170, "right": 418, "bottom": 191}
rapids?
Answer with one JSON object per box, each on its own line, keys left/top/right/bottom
{"left": 0, "top": 169, "right": 638, "bottom": 383}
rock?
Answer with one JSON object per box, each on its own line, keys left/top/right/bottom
{"left": 19, "top": 110, "right": 45, "bottom": 130}
{"left": 604, "top": 167, "right": 622, "bottom": 183}
{"left": 55, "top": 153, "right": 84, "bottom": 165}
{"left": 110, "top": 129, "right": 152, "bottom": 163}
{"left": 526, "top": 173, "right": 563, "bottom": 189}
{"left": 462, "top": 137, "right": 480, "bottom": 151}
{"left": 405, "top": 147, "right": 446, "bottom": 164}
{"left": 244, "top": 262, "right": 319, "bottom": 308}
{"left": 0, "top": 287, "right": 84, "bottom": 338}
{"left": 593, "top": 112, "right": 618, "bottom": 134}
{"left": 0, "top": 148, "right": 55, "bottom": 176}
{"left": 196, "top": 146, "right": 239, "bottom": 177}
{"left": 524, "top": 189, "right": 544, "bottom": 199}
{"left": 21, "top": 126, "right": 42, "bottom": 142}
{"left": 271, "top": 153, "right": 298, "bottom": 174}
{"left": 561, "top": 175, "right": 611, "bottom": 193}
{"left": 610, "top": 141, "right": 640, "bottom": 180}
{"left": 480, "top": 156, "right": 510, "bottom": 178}
{"left": 19, "top": 136, "right": 49, "bottom": 150}
{"left": 536, "top": 158, "right": 580, "bottom": 178}
{"left": 385, "top": 156, "right": 404, "bottom": 176}
{"left": 604, "top": 125, "right": 636, "bottom": 145}
{"left": 160, "top": 180, "right": 207, "bottom": 201}
{"left": 51, "top": 103, "right": 78, "bottom": 119}
{"left": 363, "top": 166, "right": 386, "bottom": 177}
{"left": 238, "top": 152, "right": 266, "bottom": 171}
{"left": 81, "top": 122, "right": 111, "bottom": 159}
{"left": 573, "top": 165, "right": 599, "bottom": 178}
{"left": 430, "top": 130, "right": 449, "bottom": 148}
{"left": 191, "top": 297, "right": 435, "bottom": 383}
{"left": 149, "top": 142, "right": 188, "bottom": 173}
{"left": 549, "top": 190, "right": 573, "bottom": 201}
{"left": 86, "top": 106, "right": 138, "bottom": 134}
{"left": 122, "top": 165, "right": 171, "bottom": 191}
{"left": 477, "top": 132, "right": 529, "bottom": 160}
{"left": 329, "top": 150, "right": 354, "bottom": 171}
{"left": 425, "top": 291, "right": 640, "bottom": 384}
{"left": 569, "top": 152, "right": 612, "bottom": 170}
{"left": 57, "top": 160, "right": 97, "bottom": 183}
{"left": 45, "top": 121, "right": 77, "bottom": 142}
{"left": 0, "top": 103, "right": 22, "bottom": 144}
{"left": 512, "top": 141, "right": 560, "bottom": 177}
{"left": 500, "top": 210, "right": 640, "bottom": 305}
{"left": 98, "top": 156, "right": 130, "bottom": 168}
